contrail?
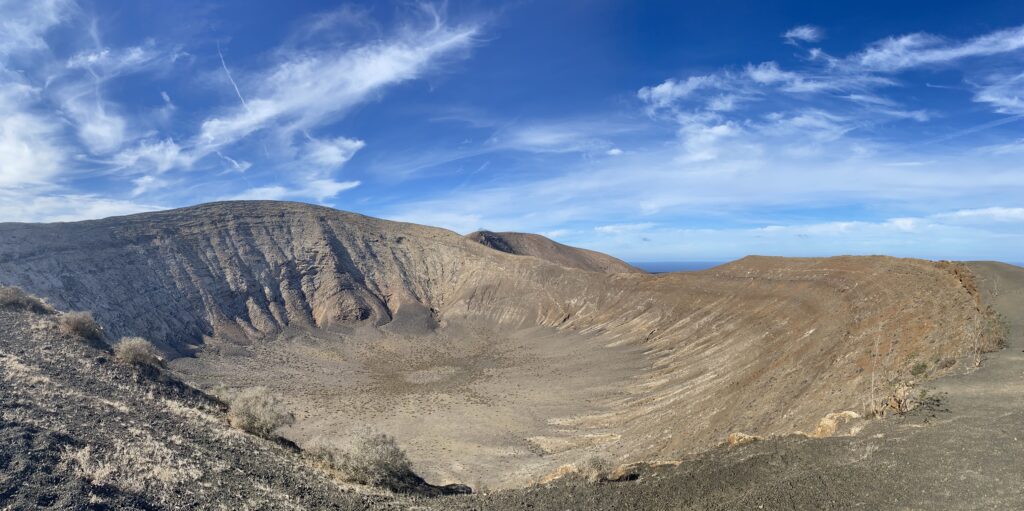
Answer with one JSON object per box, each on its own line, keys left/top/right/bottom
{"left": 216, "top": 151, "right": 250, "bottom": 172}
{"left": 919, "top": 114, "right": 1024, "bottom": 145}
{"left": 217, "top": 43, "right": 250, "bottom": 113}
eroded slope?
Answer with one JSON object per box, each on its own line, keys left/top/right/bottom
{"left": 434, "top": 261, "right": 1024, "bottom": 510}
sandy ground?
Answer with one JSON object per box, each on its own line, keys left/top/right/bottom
{"left": 173, "top": 320, "right": 649, "bottom": 489}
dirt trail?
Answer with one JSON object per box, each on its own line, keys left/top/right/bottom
{"left": 432, "top": 262, "right": 1024, "bottom": 510}
{"left": 930, "top": 262, "right": 1024, "bottom": 416}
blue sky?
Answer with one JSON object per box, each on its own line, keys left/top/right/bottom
{"left": 1, "top": 0, "right": 1023, "bottom": 262}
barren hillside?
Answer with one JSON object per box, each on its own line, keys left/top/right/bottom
{"left": 0, "top": 201, "right": 1003, "bottom": 488}
{"left": 465, "top": 230, "right": 642, "bottom": 274}
{"left": 0, "top": 297, "right": 406, "bottom": 509}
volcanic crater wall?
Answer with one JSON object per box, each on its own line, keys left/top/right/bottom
{"left": 0, "top": 201, "right": 1002, "bottom": 456}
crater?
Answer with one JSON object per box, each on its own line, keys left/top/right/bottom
{"left": 0, "top": 201, "right": 1000, "bottom": 489}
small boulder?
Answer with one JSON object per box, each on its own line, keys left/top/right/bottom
{"left": 727, "top": 432, "right": 761, "bottom": 446}
{"left": 809, "top": 410, "right": 862, "bottom": 438}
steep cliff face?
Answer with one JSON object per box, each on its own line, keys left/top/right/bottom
{"left": 0, "top": 202, "right": 500, "bottom": 354}
{"left": 0, "top": 201, "right": 1003, "bottom": 481}
{"left": 465, "top": 230, "right": 642, "bottom": 274}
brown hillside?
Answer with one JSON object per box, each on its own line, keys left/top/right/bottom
{"left": 465, "top": 230, "right": 642, "bottom": 274}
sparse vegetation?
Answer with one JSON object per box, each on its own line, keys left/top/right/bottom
{"left": 114, "top": 337, "right": 163, "bottom": 367}
{"left": 314, "top": 432, "right": 416, "bottom": 491}
{"left": 0, "top": 286, "right": 54, "bottom": 314}
{"left": 58, "top": 311, "right": 104, "bottom": 341}
{"left": 227, "top": 387, "right": 295, "bottom": 439}
{"left": 581, "top": 456, "right": 613, "bottom": 483}
{"left": 910, "top": 361, "right": 928, "bottom": 377}
{"left": 206, "top": 383, "right": 239, "bottom": 403}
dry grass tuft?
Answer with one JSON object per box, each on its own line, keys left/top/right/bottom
{"left": 59, "top": 311, "right": 104, "bottom": 341}
{"left": 227, "top": 387, "right": 295, "bottom": 438}
{"left": 0, "top": 286, "right": 55, "bottom": 314}
{"left": 577, "top": 455, "right": 613, "bottom": 483}
{"left": 114, "top": 337, "right": 164, "bottom": 367}
{"left": 313, "top": 432, "right": 416, "bottom": 491}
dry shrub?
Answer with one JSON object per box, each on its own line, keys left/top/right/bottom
{"left": 316, "top": 432, "right": 416, "bottom": 491}
{"left": 581, "top": 455, "right": 612, "bottom": 483}
{"left": 0, "top": 286, "right": 54, "bottom": 314}
{"left": 537, "top": 457, "right": 614, "bottom": 485}
{"left": 59, "top": 311, "right": 104, "bottom": 341}
{"left": 227, "top": 387, "right": 295, "bottom": 438}
{"left": 910, "top": 361, "right": 928, "bottom": 377}
{"left": 114, "top": 337, "right": 163, "bottom": 367}
{"left": 206, "top": 383, "right": 239, "bottom": 403}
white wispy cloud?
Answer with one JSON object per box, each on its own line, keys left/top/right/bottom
{"left": 487, "top": 121, "right": 634, "bottom": 154}
{"left": 0, "top": 0, "right": 71, "bottom": 57}
{"left": 637, "top": 75, "right": 725, "bottom": 111}
{"left": 595, "top": 223, "right": 656, "bottom": 234}
{"left": 0, "top": 190, "right": 158, "bottom": 222}
{"left": 59, "top": 40, "right": 171, "bottom": 156}
{"left": 228, "top": 180, "right": 361, "bottom": 202}
{"left": 541, "top": 229, "right": 571, "bottom": 238}
{"left": 303, "top": 136, "right": 365, "bottom": 169}
{"left": 632, "top": 26, "right": 1024, "bottom": 171}
{"left": 196, "top": 20, "right": 478, "bottom": 153}
{"left": 371, "top": 22, "right": 1024, "bottom": 260}
{"left": 935, "top": 206, "right": 1024, "bottom": 222}
{"left": 377, "top": 136, "right": 1024, "bottom": 249}
{"left": 974, "top": 72, "right": 1024, "bottom": 115}
{"left": 88, "top": 5, "right": 479, "bottom": 202}
{"left": 855, "top": 25, "right": 1024, "bottom": 71}
{"left": 0, "top": 81, "right": 65, "bottom": 187}
{"left": 112, "top": 138, "right": 193, "bottom": 174}
{"left": 783, "top": 25, "right": 823, "bottom": 44}
{"left": 0, "top": 1, "right": 71, "bottom": 188}
{"left": 130, "top": 175, "right": 169, "bottom": 197}
{"left": 62, "top": 96, "right": 127, "bottom": 154}
{"left": 66, "top": 44, "right": 162, "bottom": 76}
{"left": 216, "top": 151, "right": 251, "bottom": 173}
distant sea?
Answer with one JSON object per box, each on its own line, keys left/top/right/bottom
{"left": 631, "top": 261, "right": 725, "bottom": 273}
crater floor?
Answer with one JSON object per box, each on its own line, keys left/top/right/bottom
{"left": 173, "top": 321, "right": 649, "bottom": 488}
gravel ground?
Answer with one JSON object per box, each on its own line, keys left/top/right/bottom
{"left": 0, "top": 304, "right": 410, "bottom": 510}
